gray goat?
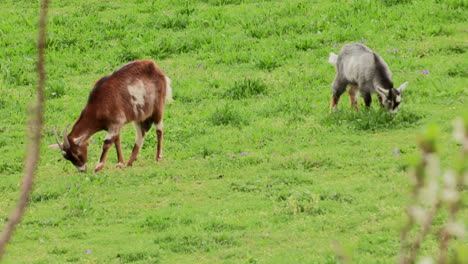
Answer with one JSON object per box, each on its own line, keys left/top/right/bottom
{"left": 328, "top": 43, "right": 408, "bottom": 113}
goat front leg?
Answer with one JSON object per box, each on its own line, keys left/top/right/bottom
{"left": 114, "top": 135, "right": 125, "bottom": 168}
{"left": 95, "top": 131, "right": 119, "bottom": 173}
{"left": 330, "top": 95, "right": 339, "bottom": 112}
{"left": 377, "top": 94, "right": 385, "bottom": 107}
{"left": 363, "top": 92, "right": 372, "bottom": 108}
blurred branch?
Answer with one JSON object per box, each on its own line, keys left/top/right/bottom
{"left": 438, "top": 118, "right": 467, "bottom": 264}
{"left": 399, "top": 126, "right": 438, "bottom": 264}
{"left": 407, "top": 202, "right": 441, "bottom": 264}
{"left": 0, "top": 0, "right": 49, "bottom": 260}
{"left": 399, "top": 119, "right": 467, "bottom": 264}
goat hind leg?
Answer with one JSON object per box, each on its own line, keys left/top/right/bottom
{"left": 155, "top": 121, "right": 163, "bottom": 161}
{"left": 348, "top": 85, "right": 359, "bottom": 110}
{"left": 152, "top": 106, "right": 165, "bottom": 162}
{"left": 330, "top": 78, "right": 347, "bottom": 113}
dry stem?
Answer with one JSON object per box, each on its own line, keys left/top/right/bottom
{"left": 0, "top": 0, "right": 49, "bottom": 260}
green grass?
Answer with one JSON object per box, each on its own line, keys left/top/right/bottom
{"left": 0, "top": 0, "right": 467, "bottom": 263}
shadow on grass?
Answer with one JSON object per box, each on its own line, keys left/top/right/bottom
{"left": 320, "top": 108, "right": 424, "bottom": 131}
{"left": 153, "top": 233, "right": 239, "bottom": 253}
{"left": 116, "top": 251, "right": 160, "bottom": 264}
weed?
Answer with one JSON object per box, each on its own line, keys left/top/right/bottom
{"left": 46, "top": 35, "right": 78, "bottom": 51}
{"left": 142, "top": 215, "right": 173, "bottom": 231}
{"left": 68, "top": 197, "right": 92, "bottom": 217}
{"left": 30, "top": 191, "right": 61, "bottom": 203}
{"left": 322, "top": 108, "right": 424, "bottom": 131}
{"left": 0, "top": 162, "right": 22, "bottom": 174}
{"left": 116, "top": 251, "right": 160, "bottom": 263}
{"left": 295, "top": 39, "right": 321, "bottom": 51}
{"left": 229, "top": 182, "right": 261, "bottom": 193}
{"left": 243, "top": 19, "right": 275, "bottom": 39}
{"left": 202, "top": 219, "right": 246, "bottom": 232}
{"left": 276, "top": 155, "right": 334, "bottom": 171}
{"left": 149, "top": 38, "right": 175, "bottom": 59}
{"left": 447, "top": 65, "right": 468, "bottom": 78}
{"left": 282, "top": 190, "right": 322, "bottom": 215}
{"left": 255, "top": 54, "right": 282, "bottom": 71}
{"left": 159, "top": 14, "right": 190, "bottom": 30}
{"left": 435, "top": 0, "right": 467, "bottom": 8}
{"left": 210, "top": 0, "right": 242, "bottom": 6}
{"left": 379, "top": 0, "right": 413, "bottom": 6}
{"left": 46, "top": 80, "right": 66, "bottom": 99}
{"left": 23, "top": 218, "right": 62, "bottom": 227}
{"left": 118, "top": 49, "right": 141, "bottom": 63}
{"left": 210, "top": 104, "right": 248, "bottom": 126}
{"left": 178, "top": 3, "right": 195, "bottom": 16}
{"left": 224, "top": 79, "right": 267, "bottom": 99}
{"left": 49, "top": 247, "right": 68, "bottom": 255}
{"left": 141, "top": 213, "right": 194, "bottom": 231}
{"left": 153, "top": 233, "right": 239, "bottom": 253}
{"left": 65, "top": 256, "right": 80, "bottom": 262}
{"left": 320, "top": 192, "right": 354, "bottom": 204}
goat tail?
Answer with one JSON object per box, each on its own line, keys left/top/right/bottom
{"left": 165, "top": 76, "right": 174, "bottom": 103}
{"left": 328, "top": 52, "right": 338, "bottom": 65}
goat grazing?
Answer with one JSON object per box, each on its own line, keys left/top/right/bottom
{"left": 328, "top": 43, "right": 408, "bottom": 113}
{"left": 48, "top": 60, "right": 173, "bottom": 172}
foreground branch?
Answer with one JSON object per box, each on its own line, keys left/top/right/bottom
{"left": 0, "top": 0, "right": 49, "bottom": 259}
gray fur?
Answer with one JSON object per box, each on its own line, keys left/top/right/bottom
{"left": 329, "top": 43, "right": 408, "bottom": 113}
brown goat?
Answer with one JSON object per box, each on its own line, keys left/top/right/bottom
{"left": 49, "top": 60, "right": 173, "bottom": 172}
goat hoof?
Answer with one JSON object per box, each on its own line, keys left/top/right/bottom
{"left": 94, "top": 167, "right": 103, "bottom": 173}
{"left": 116, "top": 163, "right": 124, "bottom": 169}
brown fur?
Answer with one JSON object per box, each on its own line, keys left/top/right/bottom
{"left": 50, "top": 60, "right": 170, "bottom": 172}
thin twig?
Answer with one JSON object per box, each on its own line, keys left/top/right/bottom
{"left": 0, "top": 0, "right": 49, "bottom": 260}
{"left": 398, "top": 217, "right": 414, "bottom": 264}
{"left": 438, "top": 224, "right": 450, "bottom": 264}
{"left": 438, "top": 162, "right": 465, "bottom": 263}
{"left": 398, "top": 154, "right": 429, "bottom": 264}
{"left": 438, "top": 123, "right": 467, "bottom": 264}
{"left": 407, "top": 202, "right": 442, "bottom": 264}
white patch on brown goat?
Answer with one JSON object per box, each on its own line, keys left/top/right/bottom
{"left": 127, "top": 80, "right": 146, "bottom": 117}
{"left": 155, "top": 120, "right": 163, "bottom": 131}
{"left": 95, "top": 162, "right": 103, "bottom": 170}
{"left": 133, "top": 122, "right": 144, "bottom": 147}
{"left": 165, "top": 76, "right": 174, "bottom": 103}
{"left": 105, "top": 131, "right": 118, "bottom": 141}
{"left": 73, "top": 135, "right": 86, "bottom": 145}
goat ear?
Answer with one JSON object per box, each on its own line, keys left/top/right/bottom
{"left": 375, "top": 86, "right": 389, "bottom": 97}
{"left": 73, "top": 135, "right": 86, "bottom": 146}
{"left": 397, "top": 82, "right": 409, "bottom": 93}
{"left": 48, "top": 144, "right": 61, "bottom": 150}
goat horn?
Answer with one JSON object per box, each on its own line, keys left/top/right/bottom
{"left": 53, "top": 128, "right": 63, "bottom": 151}
{"left": 62, "top": 124, "right": 71, "bottom": 149}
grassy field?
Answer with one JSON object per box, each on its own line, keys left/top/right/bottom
{"left": 0, "top": 0, "right": 467, "bottom": 263}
